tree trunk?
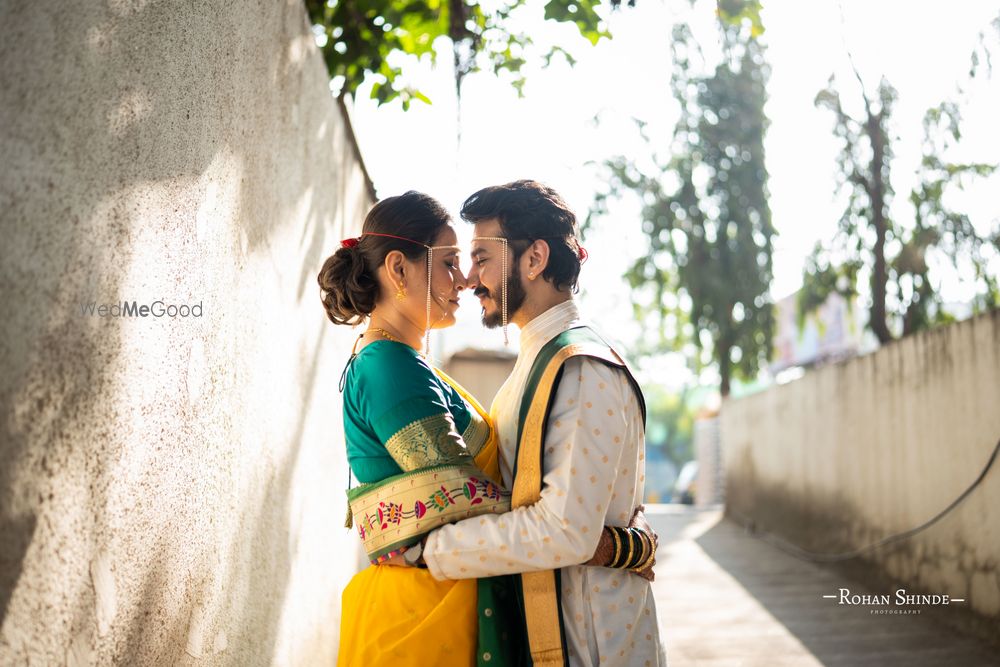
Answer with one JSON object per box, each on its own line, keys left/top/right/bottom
{"left": 718, "top": 340, "right": 732, "bottom": 397}
{"left": 661, "top": 384, "right": 691, "bottom": 465}
{"left": 867, "top": 108, "right": 893, "bottom": 344}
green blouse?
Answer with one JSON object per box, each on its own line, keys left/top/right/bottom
{"left": 342, "top": 340, "right": 489, "bottom": 483}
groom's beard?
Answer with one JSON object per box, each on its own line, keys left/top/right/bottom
{"left": 475, "top": 263, "right": 526, "bottom": 329}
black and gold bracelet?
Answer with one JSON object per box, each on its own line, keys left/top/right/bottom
{"left": 631, "top": 528, "right": 650, "bottom": 570}
{"left": 614, "top": 527, "right": 633, "bottom": 569}
{"left": 627, "top": 528, "right": 645, "bottom": 569}
{"left": 622, "top": 528, "right": 637, "bottom": 569}
{"left": 631, "top": 530, "right": 656, "bottom": 571}
{"left": 631, "top": 537, "right": 657, "bottom": 572}
{"left": 608, "top": 526, "right": 656, "bottom": 570}
{"left": 609, "top": 526, "right": 625, "bottom": 568}
{"left": 639, "top": 530, "right": 654, "bottom": 568}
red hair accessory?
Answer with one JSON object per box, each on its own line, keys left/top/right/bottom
{"left": 340, "top": 237, "right": 360, "bottom": 249}
{"left": 577, "top": 245, "right": 589, "bottom": 263}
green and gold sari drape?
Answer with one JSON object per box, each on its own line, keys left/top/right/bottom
{"left": 337, "top": 341, "right": 515, "bottom": 666}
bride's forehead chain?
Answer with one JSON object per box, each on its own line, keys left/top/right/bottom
{"left": 339, "top": 231, "right": 460, "bottom": 355}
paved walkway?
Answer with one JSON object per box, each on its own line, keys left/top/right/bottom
{"left": 646, "top": 505, "right": 998, "bottom": 667}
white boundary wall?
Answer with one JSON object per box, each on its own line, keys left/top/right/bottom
{"left": 722, "top": 311, "right": 1000, "bottom": 634}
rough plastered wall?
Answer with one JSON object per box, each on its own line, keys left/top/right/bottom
{"left": 722, "top": 310, "right": 1000, "bottom": 639}
{"left": 0, "top": 1, "right": 374, "bottom": 664}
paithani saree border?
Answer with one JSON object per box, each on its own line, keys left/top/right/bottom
{"left": 510, "top": 326, "right": 645, "bottom": 667}
{"left": 348, "top": 462, "right": 511, "bottom": 563}
{"left": 384, "top": 412, "right": 474, "bottom": 471}
{"left": 421, "top": 366, "right": 492, "bottom": 459}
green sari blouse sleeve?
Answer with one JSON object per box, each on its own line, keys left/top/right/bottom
{"left": 352, "top": 342, "right": 475, "bottom": 472}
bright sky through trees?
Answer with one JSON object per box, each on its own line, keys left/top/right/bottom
{"left": 346, "top": 0, "right": 1000, "bottom": 381}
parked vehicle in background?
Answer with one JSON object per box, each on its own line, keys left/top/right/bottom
{"left": 672, "top": 461, "right": 698, "bottom": 504}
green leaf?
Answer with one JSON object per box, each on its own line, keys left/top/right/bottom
{"left": 307, "top": 0, "right": 627, "bottom": 107}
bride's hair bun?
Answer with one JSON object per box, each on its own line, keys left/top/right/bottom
{"left": 317, "top": 191, "right": 451, "bottom": 325}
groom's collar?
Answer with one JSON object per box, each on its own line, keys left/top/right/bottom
{"left": 519, "top": 300, "right": 580, "bottom": 356}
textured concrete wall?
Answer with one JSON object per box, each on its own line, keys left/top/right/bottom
{"left": 0, "top": 1, "right": 374, "bottom": 664}
{"left": 722, "top": 311, "right": 1000, "bottom": 637}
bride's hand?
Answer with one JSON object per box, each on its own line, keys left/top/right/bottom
{"left": 584, "top": 505, "right": 658, "bottom": 581}
{"left": 628, "top": 505, "right": 658, "bottom": 581}
{"left": 382, "top": 553, "right": 408, "bottom": 566}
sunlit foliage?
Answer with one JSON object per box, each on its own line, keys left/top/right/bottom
{"left": 305, "top": 0, "right": 621, "bottom": 107}
{"left": 590, "top": 0, "right": 772, "bottom": 396}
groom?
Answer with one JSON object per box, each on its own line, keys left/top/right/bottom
{"left": 420, "top": 180, "right": 664, "bottom": 666}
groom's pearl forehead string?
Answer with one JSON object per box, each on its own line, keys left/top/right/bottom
{"left": 471, "top": 236, "right": 510, "bottom": 346}
{"left": 472, "top": 235, "right": 589, "bottom": 346}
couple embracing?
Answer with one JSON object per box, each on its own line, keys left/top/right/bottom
{"left": 318, "top": 180, "right": 665, "bottom": 666}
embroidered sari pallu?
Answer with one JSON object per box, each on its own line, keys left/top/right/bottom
{"left": 348, "top": 463, "right": 510, "bottom": 564}
{"left": 341, "top": 465, "right": 516, "bottom": 666}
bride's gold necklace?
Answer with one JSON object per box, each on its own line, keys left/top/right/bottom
{"left": 366, "top": 326, "right": 398, "bottom": 342}
{"left": 360, "top": 323, "right": 425, "bottom": 357}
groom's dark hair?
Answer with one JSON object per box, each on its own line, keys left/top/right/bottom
{"left": 460, "top": 180, "right": 583, "bottom": 293}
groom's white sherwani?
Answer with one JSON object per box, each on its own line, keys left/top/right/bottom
{"left": 424, "top": 300, "right": 664, "bottom": 666}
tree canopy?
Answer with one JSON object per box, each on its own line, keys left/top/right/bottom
{"left": 590, "top": 0, "right": 772, "bottom": 396}
{"left": 800, "top": 16, "right": 1000, "bottom": 343}
{"left": 305, "top": 0, "right": 618, "bottom": 108}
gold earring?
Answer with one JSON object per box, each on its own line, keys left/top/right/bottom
{"left": 396, "top": 284, "right": 406, "bottom": 300}
{"left": 528, "top": 272, "right": 534, "bottom": 279}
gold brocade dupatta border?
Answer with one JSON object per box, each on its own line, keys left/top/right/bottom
{"left": 512, "top": 326, "right": 645, "bottom": 667}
